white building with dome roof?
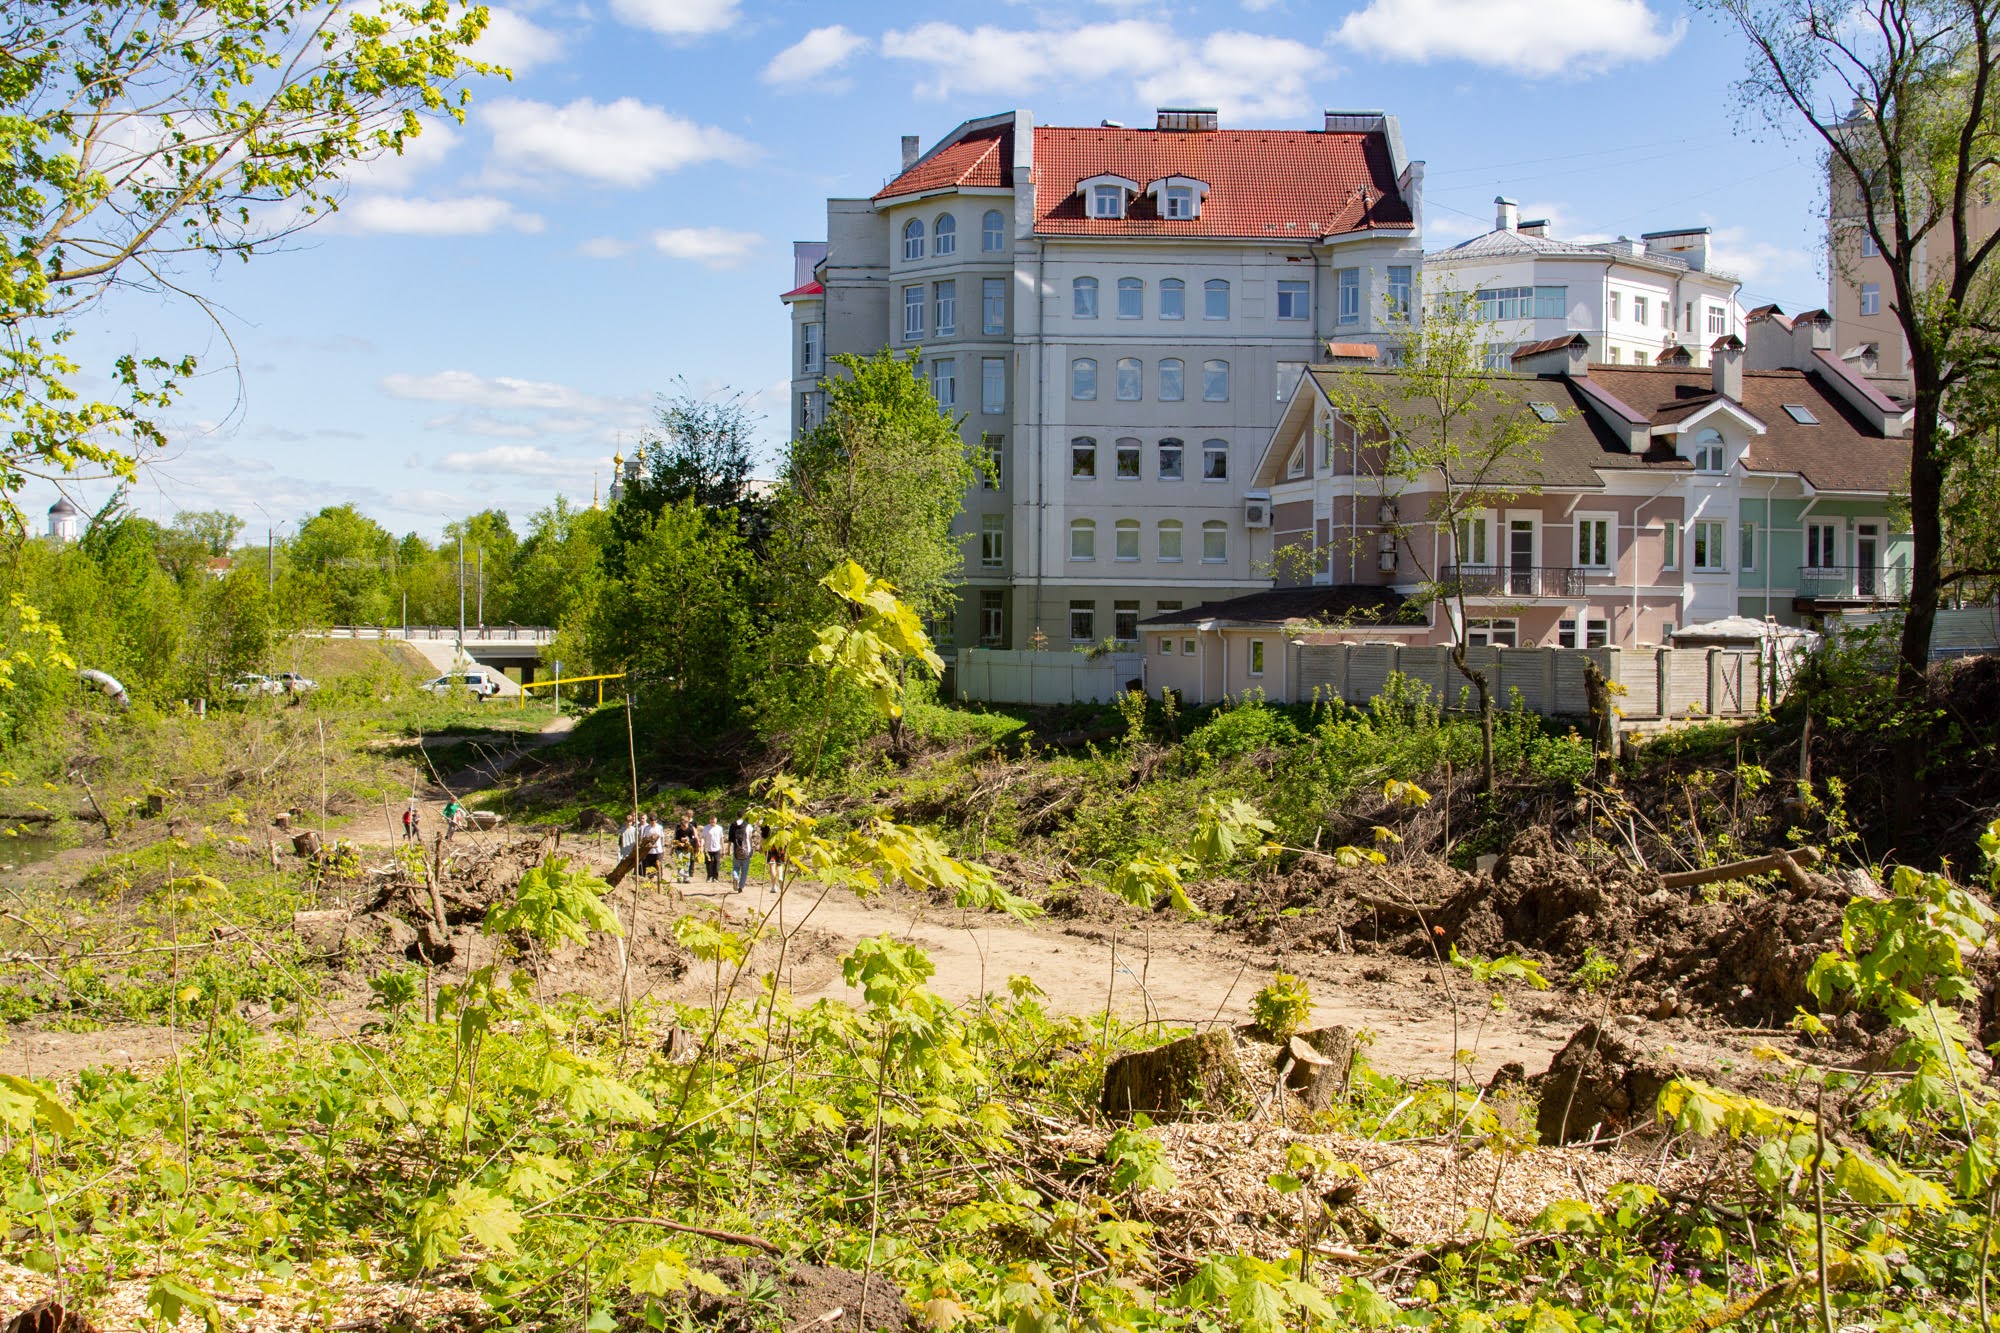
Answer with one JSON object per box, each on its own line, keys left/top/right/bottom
{"left": 46, "top": 496, "right": 80, "bottom": 543}
{"left": 1426, "top": 197, "right": 1745, "bottom": 369}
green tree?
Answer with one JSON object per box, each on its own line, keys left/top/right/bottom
{"left": 758, "top": 350, "right": 975, "bottom": 763}
{"left": 619, "top": 385, "right": 763, "bottom": 520}
{"left": 510, "top": 497, "right": 609, "bottom": 629}
{"left": 291, "top": 504, "right": 395, "bottom": 625}
{"left": 1315, "top": 294, "right": 1555, "bottom": 791}
{"left": 1706, "top": 0, "right": 2000, "bottom": 752}
{"left": 575, "top": 501, "right": 756, "bottom": 739}
{"left": 171, "top": 511, "right": 246, "bottom": 558}
{"left": 0, "top": 0, "right": 496, "bottom": 532}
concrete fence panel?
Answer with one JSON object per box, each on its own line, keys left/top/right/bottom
{"left": 956, "top": 650, "right": 1142, "bottom": 705}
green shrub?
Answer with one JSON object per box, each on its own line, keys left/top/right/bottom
{"left": 1251, "top": 971, "right": 1313, "bottom": 1040}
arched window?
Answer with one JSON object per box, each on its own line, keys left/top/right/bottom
{"left": 1116, "top": 357, "right": 1142, "bottom": 401}
{"left": 1158, "top": 519, "right": 1184, "bottom": 561}
{"left": 1160, "top": 278, "right": 1185, "bottom": 320}
{"left": 1158, "top": 358, "right": 1184, "bottom": 401}
{"left": 1202, "top": 520, "right": 1228, "bottom": 563}
{"left": 902, "top": 218, "right": 924, "bottom": 261}
{"left": 1071, "top": 358, "right": 1097, "bottom": 400}
{"left": 982, "top": 209, "right": 1006, "bottom": 252}
{"left": 933, "top": 213, "right": 956, "bottom": 255}
{"left": 1691, "top": 427, "right": 1725, "bottom": 473}
{"left": 1202, "top": 359, "right": 1230, "bottom": 402}
{"left": 1070, "top": 436, "right": 1097, "bottom": 478}
{"left": 1115, "top": 437, "right": 1141, "bottom": 479}
{"left": 1202, "top": 440, "right": 1229, "bottom": 480}
{"left": 1158, "top": 438, "right": 1184, "bottom": 480}
{"left": 1069, "top": 518, "right": 1096, "bottom": 561}
{"left": 1117, "top": 277, "right": 1143, "bottom": 319}
{"left": 1204, "top": 279, "right": 1230, "bottom": 320}
{"left": 1073, "top": 276, "right": 1099, "bottom": 318}
{"left": 1115, "top": 518, "right": 1141, "bottom": 560}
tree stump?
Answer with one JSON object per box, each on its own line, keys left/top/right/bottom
{"left": 1100, "top": 1030, "right": 1247, "bottom": 1121}
{"left": 1281, "top": 1026, "right": 1354, "bottom": 1111}
{"left": 1534, "top": 1020, "right": 1683, "bottom": 1145}
{"left": 3, "top": 1300, "right": 98, "bottom": 1333}
{"left": 272, "top": 811, "right": 292, "bottom": 830}
{"left": 291, "top": 830, "right": 322, "bottom": 859}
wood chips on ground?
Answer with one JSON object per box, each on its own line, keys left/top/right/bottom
{"left": 0, "top": 1259, "right": 485, "bottom": 1332}
{"left": 1045, "top": 1121, "right": 1704, "bottom": 1261}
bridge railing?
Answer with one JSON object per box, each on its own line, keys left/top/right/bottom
{"left": 319, "top": 625, "right": 557, "bottom": 644}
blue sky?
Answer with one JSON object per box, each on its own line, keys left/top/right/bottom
{"left": 48, "top": 0, "right": 1834, "bottom": 544}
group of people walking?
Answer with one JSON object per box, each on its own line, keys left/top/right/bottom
{"left": 620, "top": 810, "right": 786, "bottom": 895}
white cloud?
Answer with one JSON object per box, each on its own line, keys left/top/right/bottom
{"left": 650, "top": 226, "right": 762, "bottom": 267}
{"left": 474, "top": 7, "right": 566, "bottom": 72}
{"left": 485, "top": 97, "right": 755, "bottom": 187}
{"left": 608, "top": 0, "right": 737, "bottom": 39}
{"left": 380, "top": 369, "right": 628, "bottom": 415}
{"left": 341, "top": 194, "right": 545, "bottom": 236}
{"left": 1707, "top": 224, "right": 1821, "bottom": 302}
{"left": 436, "top": 445, "right": 598, "bottom": 478}
{"left": 1331, "top": 0, "right": 1684, "bottom": 76}
{"left": 880, "top": 20, "right": 1182, "bottom": 99}
{"left": 342, "top": 124, "right": 459, "bottom": 192}
{"left": 1135, "top": 32, "right": 1326, "bottom": 119}
{"left": 577, "top": 236, "right": 636, "bottom": 259}
{"left": 879, "top": 20, "right": 1322, "bottom": 119}
{"left": 762, "top": 25, "right": 868, "bottom": 87}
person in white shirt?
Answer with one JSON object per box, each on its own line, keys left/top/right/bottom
{"left": 643, "top": 815, "right": 668, "bottom": 884}
{"left": 619, "top": 812, "right": 638, "bottom": 866}
{"left": 700, "top": 816, "right": 725, "bottom": 883}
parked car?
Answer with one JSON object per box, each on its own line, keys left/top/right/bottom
{"left": 422, "top": 670, "right": 503, "bottom": 699}
{"left": 271, "top": 671, "right": 317, "bottom": 693}
{"left": 225, "top": 674, "right": 282, "bottom": 696}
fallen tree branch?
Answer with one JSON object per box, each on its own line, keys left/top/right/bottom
{"left": 1658, "top": 847, "right": 1820, "bottom": 892}
{"left": 535, "top": 1212, "right": 781, "bottom": 1254}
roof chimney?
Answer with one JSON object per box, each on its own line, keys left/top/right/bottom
{"left": 1656, "top": 343, "right": 1695, "bottom": 367}
{"left": 900, "top": 135, "right": 920, "bottom": 171}
{"left": 1789, "top": 308, "right": 1835, "bottom": 366}
{"left": 1156, "top": 107, "right": 1219, "bottom": 132}
{"left": 1100, "top": 119, "right": 1123, "bottom": 128}
{"left": 1511, "top": 333, "right": 1590, "bottom": 378}
{"left": 1495, "top": 196, "right": 1519, "bottom": 232}
{"left": 1518, "top": 218, "right": 1549, "bottom": 238}
{"left": 1711, "top": 335, "right": 1745, "bottom": 401}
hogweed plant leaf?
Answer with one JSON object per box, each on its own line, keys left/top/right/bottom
{"left": 1110, "top": 853, "right": 1198, "bottom": 916}
{"left": 812, "top": 559, "right": 946, "bottom": 719}
{"left": 1191, "top": 796, "right": 1277, "bottom": 864}
{"left": 0, "top": 1073, "right": 75, "bottom": 1136}
{"left": 485, "top": 855, "right": 622, "bottom": 952}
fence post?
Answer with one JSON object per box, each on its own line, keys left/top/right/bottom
{"left": 1542, "top": 647, "right": 1558, "bottom": 714}
{"left": 1706, "top": 646, "right": 1723, "bottom": 716}
{"left": 1657, "top": 648, "right": 1673, "bottom": 718}
{"left": 1602, "top": 646, "right": 1623, "bottom": 717}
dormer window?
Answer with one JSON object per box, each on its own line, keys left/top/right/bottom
{"left": 1077, "top": 174, "right": 1139, "bottom": 220}
{"left": 1146, "top": 175, "right": 1210, "bottom": 220}
{"left": 1691, "top": 427, "right": 1725, "bottom": 473}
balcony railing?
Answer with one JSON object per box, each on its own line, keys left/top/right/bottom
{"left": 1796, "top": 565, "right": 1909, "bottom": 603}
{"left": 1442, "top": 564, "right": 1587, "bottom": 599}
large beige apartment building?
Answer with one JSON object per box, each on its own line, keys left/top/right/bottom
{"left": 782, "top": 107, "right": 1426, "bottom": 653}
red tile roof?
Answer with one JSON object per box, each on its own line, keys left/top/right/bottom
{"left": 873, "top": 126, "right": 1013, "bottom": 201}
{"left": 1034, "top": 126, "right": 1411, "bottom": 238}
{"left": 779, "top": 280, "right": 823, "bottom": 300}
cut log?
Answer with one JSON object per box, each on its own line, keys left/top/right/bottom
{"left": 466, "top": 810, "right": 504, "bottom": 830}
{"left": 606, "top": 847, "right": 639, "bottom": 887}
{"left": 291, "top": 909, "right": 350, "bottom": 956}
{"left": 1100, "top": 1030, "right": 1247, "bottom": 1122}
{"left": 1534, "top": 1020, "right": 1683, "bottom": 1146}
{"left": 3, "top": 1299, "right": 99, "bottom": 1333}
{"left": 1659, "top": 846, "right": 1820, "bottom": 892}
{"left": 291, "top": 830, "right": 322, "bottom": 859}
{"left": 1282, "top": 1026, "right": 1355, "bottom": 1111}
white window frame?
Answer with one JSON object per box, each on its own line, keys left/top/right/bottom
{"left": 1661, "top": 519, "right": 1681, "bottom": 571}
{"left": 1454, "top": 512, "right": 1493, "bottom": 567}
{"left": 901, "top": 218, "right": 924, "bottom": 261}
{"left": 1275, "top": 361, "right": 1305, "bottom": 403}
{"left": 1466, "top": 618, "right": 1518, "bottom": 648}
{"left": 1073, "top": 276, "right": 1098, "bottom": 319}
{"left": 1091, "top": 185, "right": 1124, "bottom": 219}
{"left": 979, "top": 514, "right": 1005, "bottom": 569}
{"left": 1116, "top": 357, "right": 1142, "bottom": 401}
{"left": 978, "top": 433, "right": 1003, "bottom": 491}
{"left": 1575, "top": 513, "right": 1614, "bottom": 571}
{"left": 801, "top": 322, "right": 822, "bottom": 375}
{"left": 1158, "top": 520, "right": 1183, "bottom": 562}
{"left": 930, "top": 358, "right": 955, "bottom": 409}
{"left": 1806, "top": 521, "right": 1838, "bottom": 569}
{"left": 1706, "top": 305, "right": 1726, "bottom": 336}
{"left": 1071, "top": 358, "right": 1096, "bottom": 400}
{"left": 933, "top": 280, "right": 956, "bottom": 337}
{"left": 1202, "top": 359, "right": 1230, "bottom": 402}
{"left": 1070, "top": 437, "right": 1097, "bottom": 479}
{"left": 1069, "top": 519, "right": 1096, "bottom": 562}
{"left": 1158, "top": 358, "right": 1184, "bottom": 402}
{"left": 1692, "top": 518, "right": 1727, "bottom": 571}
{"left": 1387, "top": 265, "right": 1412, "bottom": 317}
{"left": 1114, "top": 519, "right": 1140, "bottom": 561}
{"left": 1861, "top": 230, "right": 1879, "bottom": 258}
{"left": 1160, "top": 278, "right": 1185, "bottom": 320}
{"left": 1691, "top": 428, "right": 1725, "bottom": 473}
{"left": 1202, "top": 439, "right": 1228, "bottom": 481}
{"left": 982, "top": 277, "right": 1006, "bottom": 334}
{"left": 981, "top": 358, "right": 1006, "bottom": 416}
{"left": 1249, "top": 639, "right": 1266, "bottom": 677}
{"left": 1336, "top": 268, "right": 1360, "bottom": 325}
{"left": 982, "top": 210, "right": 1006, "bottom": 252}
{"left": 1278, "top": 280, "right": 1311, "bottom": 321}
{"left": 979, "top": 590, "right": 1004, "bottom": 645}
{"left": 1633, "top": 295, "right": 1649, "bottom": 325}
{"left": 1860, "top": 282, "right": 1881, "bottom": 316}
{"left": 1114, "top": 438, "right": 1142, "bottom": 480}
{"left": 933, "top": 213, "right": 956, "bottom": 255}
{"left": 1201, "top": 520, "right": 1228, "bottom": 564}
{"left": 1158, "top": 439, "right": 1184, "bottom": 481}
{"left": 1739, "top": 518, "right": 1757, "bottom": 572}
{"left": 902, "top": 285, "right": 923, "bottom": 340}
{"left": 1069, "top": 600, "right": 1096, "bottom": 642}
{"left": 1608, "top": 291, "right": 1621, "bottom": 322}
{"left": 1116, "top": 277, "right": 1143, "bottom": 319}
{"left": 1113, "top": 600, "right": 1140, "bottom": 642}
{"left": 1164, "top": 185, "right": 1195, "bottom": 219}
{"left": 1204, "top": 279, "right": 1229, "bottom": 320}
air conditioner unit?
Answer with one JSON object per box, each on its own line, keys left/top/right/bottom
{"left": 1376, "top": 500, "right": 1398, "bottom": 526}
{"left": 1244, "top": 501, "right": 1270, "bottom": 528}
{"left": 1378, "top": 550, "right": 1397, "bottom": 573}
